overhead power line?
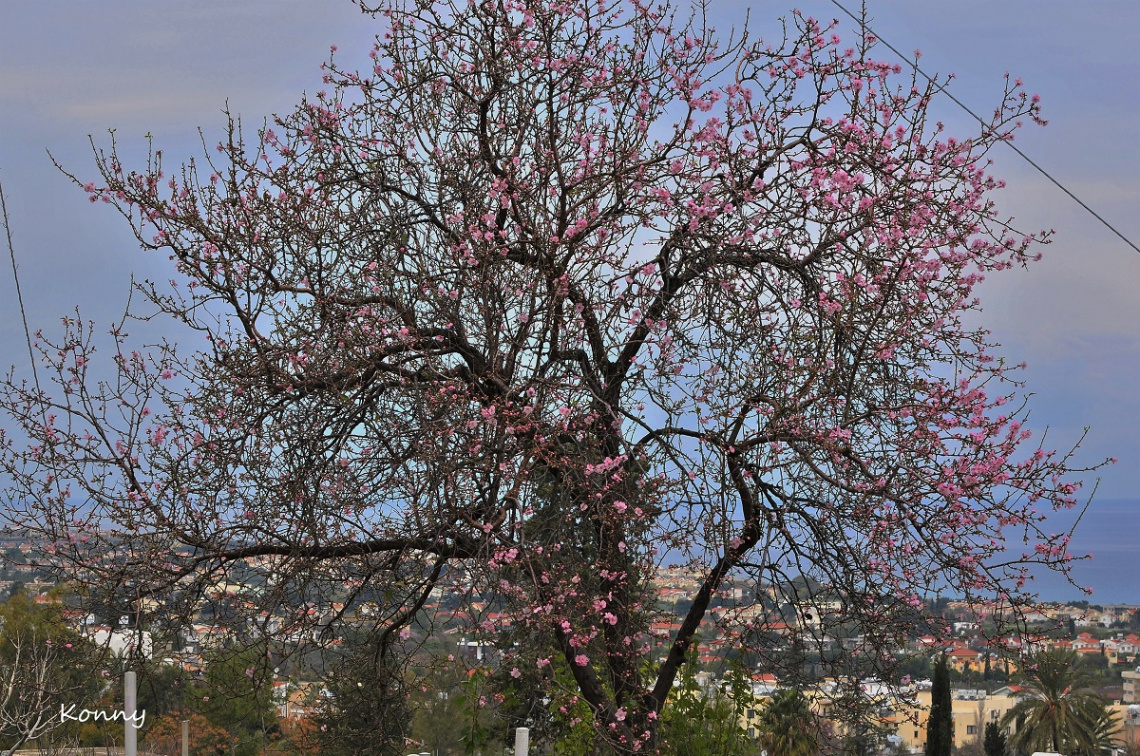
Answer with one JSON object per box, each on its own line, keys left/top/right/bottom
{"left": 828, "top": 0, "right": 1140, "bottom": 256}
{"left": 0, "top": 174, "right": 41, "bottom": 394}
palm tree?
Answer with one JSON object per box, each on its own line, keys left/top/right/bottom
{"left": 757, "top": 688, "right": 822, "bottom": 756}
{"left": 1079, "top": 706, "right": 1123, "bottom": 756}
{"left": 1001, "top": 648, "right": 1119, "bottom": 756}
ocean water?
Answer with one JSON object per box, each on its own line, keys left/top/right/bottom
{"left": 1021, "top": 498, "right": 1139, "bottom": 605}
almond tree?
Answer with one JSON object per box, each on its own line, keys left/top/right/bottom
{"left": 0, "top": 0, "right": 1105, "bottom": 751}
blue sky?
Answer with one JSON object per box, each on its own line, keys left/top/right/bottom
{"left": 1, "top": 2, "right": 1137, "bottom": 565}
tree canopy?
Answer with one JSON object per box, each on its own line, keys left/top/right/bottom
{"left": 983, "top": 721, "right": 1008, "bottom": 756}
{"left": 0, "top": 592, "right": 102, "bottom": 752}
{"left": 0, "top": 0, "right": 1104, "bottom": 751}
{"left": 1001, "top": 648, "right": 1119, "bottom": 756}
{"left": 757, "top": 688, "right": 821, "bottom": 756}
{"left": 925, "top": 655, "right": 952, "bottom": 756}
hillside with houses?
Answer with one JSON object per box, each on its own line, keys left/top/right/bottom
{"left": 0, "top": 534, "right": 1137, "bottom": 755}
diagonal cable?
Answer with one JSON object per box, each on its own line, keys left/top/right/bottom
{"left": 829, "top": 0, "right": 1140, "bottom": 255}
{"left": 1, "top": 173, "right": 42, "bottom": 393}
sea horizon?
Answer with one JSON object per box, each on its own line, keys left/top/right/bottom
{"left": 1022, "top": 497, "right": 1138, "bottom": 606}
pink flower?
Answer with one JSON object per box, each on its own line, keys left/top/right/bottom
{"left": 574, "top": 654, "right": 589, "bottom": 666}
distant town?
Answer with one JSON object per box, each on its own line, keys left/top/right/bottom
{"left": 0, "top": 530, "right": 1137, "bottom": 755}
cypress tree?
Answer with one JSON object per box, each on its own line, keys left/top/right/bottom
{"left": 984, "top": 721, "right": 1008, "bottom": 756}
{"left": 926, "top": 655, "right": 953, "bottom": 756}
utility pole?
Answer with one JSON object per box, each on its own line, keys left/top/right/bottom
{"left": 124, "top": 671, "right": 137, "bottom": 756}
